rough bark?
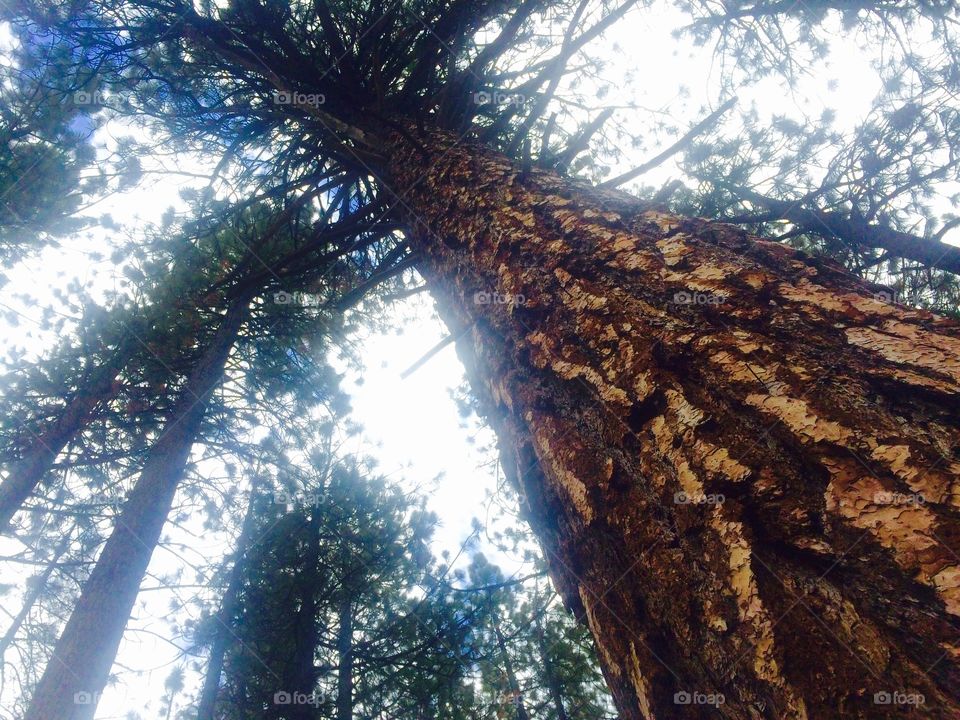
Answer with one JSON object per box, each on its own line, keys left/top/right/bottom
{"left": 0, "top": 335, "right": 134, "bottom": 532}
{"left": 387, "top": 127, "right": 960, "bottom": 719}
{"left": 23, "top": 291, "right": 253, "bottom": 720}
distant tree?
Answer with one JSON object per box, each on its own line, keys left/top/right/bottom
{"left": 203, "top": 454, "right": 476, "bottom": 720}
{"left": 0, "top": 28, "right": 94, "bottom": 266}
{"left": 465, "top": 553, "right": 614, "bottom": 720}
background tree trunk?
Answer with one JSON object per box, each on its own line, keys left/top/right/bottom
{"left": 283, "top": 507, "right": 323, "bottom": 720}
{"left": 535, "top": 622, "right": 570, "bottom": 720}
{"left": 388, "top": 127, "right": 960, "bottom": 719}
{"left": 0, "top": 335, "right": 134, "bottom": 532}
{"left": 335, "top": 595, "right": 354, "bottom": 720}
{"left": 196, "top": 479, "right": 261, "bottom": 720}
{"left": 493, "top": 611, "right": 530, "bottom": 720}
{"left": 24, "top": 291, "right": 253, "bottom": 720}
{"left": 0, "top": 530, "right": 72, "bottom": 658}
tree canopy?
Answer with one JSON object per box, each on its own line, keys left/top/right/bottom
{"left": 1, "top": 0, "right": 959, "bottom": 717}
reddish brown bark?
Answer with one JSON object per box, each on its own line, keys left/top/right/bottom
{"left": 388, "top": 127, "right": 960, "bottom": 719}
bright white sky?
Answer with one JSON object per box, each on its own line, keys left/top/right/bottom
{"left": 0, "top": 2, "right": 956, "bottom": 718}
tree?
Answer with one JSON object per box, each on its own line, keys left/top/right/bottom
{"left": 396, "top": 127, "right": 960, "bottom": 718}
{"left": 23, "top": 284, "right": 256, "bottom": 720}
{"left": 0, "top": 25, "right": 96, "bottom": 266}
{"left": 465, "top": 553, "right": 614, "bottom": 720}
{"left": 12, "top": 192, "right": 378, "bottom": 717}
{"left": 205, "top": 453, "right": 478, "bottom": 720}
{"left": 6, "top": 0, "right": 960, "bottom": 717}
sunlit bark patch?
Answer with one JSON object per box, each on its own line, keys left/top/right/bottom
{"left": 823, "top": 456, "right": 960, "bottom": 615}
{"left": 526, "top": 411, "right": 594, "bottom": 523}
{"left": 846, "top": 322, "right": 960, "bottom": 383}
{"left": 578, "top": 587, "right": 621, "bottom": 678}
{"left": 932, "top": 568, "right": 960, "bottom": 616}
{"left": 745, "top": 394, "right": 851, "bottom": 444}
{"left": 710, "top": 512, "right": 809, "bottom": 718}
{"left": 627, "top": 642, "right": 656, "bottom": 720}
{"left": 869, "top": 444, "right": 960, "bottom": 507}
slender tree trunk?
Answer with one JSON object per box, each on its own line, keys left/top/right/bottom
{"left": 387, "top": 127, "right": 960, "bottom": 719}
{"left": 0, "top": 235, "right": 273, "bottom": 534}
{"left": 23, "top": 290, "right": 253, "bottom": 720}
{"left": 0, "top": 530, "right": 72, "bottom": 657}
{"left": 0, "top": 335, "right": 134, "bottom": 532}
{"left": 281, "top": 507, "right": 323, "bottom": 720}
{"left": 535, "top": 624, "right": 569, "bottom": 720}
{"left": 336, "top": 595, "right": 354, "bottom": 720}
{"left": 493, "top": 612, "right": 530, "bottom": 720}
{"left": 196, "top": 480, "right": 261, "bottom": 720}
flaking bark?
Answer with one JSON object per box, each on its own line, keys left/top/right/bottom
{"left": 388, "top": 127, "right": 960, "bottom": 719}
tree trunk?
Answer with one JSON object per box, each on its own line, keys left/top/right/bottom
{"left": 336, "top": 595, "right": 354, "bottom": 720}
{"left": 282, "top": 506, "right": 323, "bottom": 720}
{"left": 534, "top": 623, "right": 569, "bottom": 720}
{"left": 0, "top": 335, "right": 134, "bottom": 532}
{"left": 23, "top": 290, "right": 253, "bottom": 720}
{"left": 0, "top": 530, "right": 72, "bottom": 657}
{"left": 387, "top": 127, "right": 960, "bottom": 719}
{"left": 493, "top": 612, "right": 530, "bottom": 720}
{"left": 196, "top": 479, "right": 261, "bottom": 720}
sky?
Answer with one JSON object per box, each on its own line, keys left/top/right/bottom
{"left": 0, "top": 2, "right": 958, "bottom": 718}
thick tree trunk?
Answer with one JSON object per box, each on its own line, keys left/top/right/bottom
{"left": 0, "top": 335, "right": 134, "bottom": 532}
{"left": 387, "top": 128, "right": 960, "bottom": 719}
{"left": 23, "top": 291, "right": 253, "bottom": 720}
{"left": 196, "top": 480, "right": 261, "bottom": 720}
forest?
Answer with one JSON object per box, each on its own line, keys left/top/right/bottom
{"left": 0, "top": 0, "right": 959, "bottom": 718}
